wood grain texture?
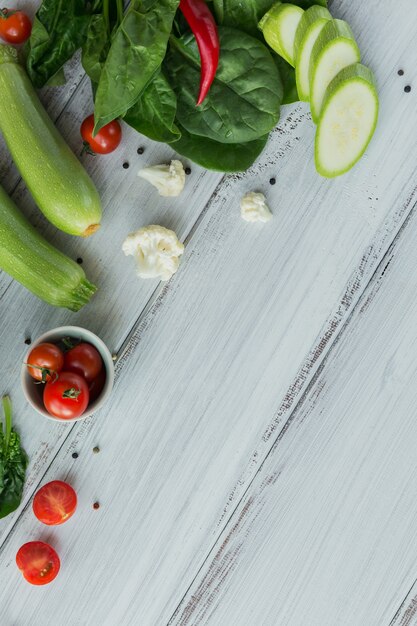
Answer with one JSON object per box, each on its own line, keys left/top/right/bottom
{"left": 0, "top": 0, "right": 417, "bottom": 624}
{"left": 171, "top": 201, "right": 417, "bottom": 626}
{"left": 392, "top": 585, "right": 417, "bottom": 626}
{"left": 0, "top": 17, "right": 223, "bottom": 541}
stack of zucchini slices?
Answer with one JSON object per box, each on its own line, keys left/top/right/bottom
{"left": 260, "top": 3, "right": 379, "bottom": 177}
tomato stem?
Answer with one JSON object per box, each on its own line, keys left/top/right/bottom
{"left": 61, "top": 337, "right": 81, "bottom": 351}
{"left": 80, "top": 141, "right": 96, "bottom": 157}
{"left": 24, "top": 363, "right": 58, "bottom": 383}
{"left": 62, "top": 387, "right": 81, "bottom": 400}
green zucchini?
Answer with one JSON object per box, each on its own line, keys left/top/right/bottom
{"left": 309, "top": 19, "right": 360, "bottom": 123}
{"left": 315, "top": 63, "right": 378, "bottom": 178}
{"left": 0, "top": 46, "right": 102, "bottom": 238}
{"left": 259, "top": 3, "right": 304, "bottom": 67}
{"left": 294, "top": 5, "right": 331, "bottom": 102}
{"left": 0, "top": 184, "right": 97, "bottom": 311}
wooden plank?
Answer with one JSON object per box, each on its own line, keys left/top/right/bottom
{"left": 0, "top": 0, "right": 416, "bottom": 623}
{"left": 0, "top": 59, "right": 223, "bottom": 542}
{"left": 1, "top": 6, "right": 416, "bottom": 615}
{"left": 170, "top": 202, "right": 417, "bottom": 626}
{"left": 391, "top": 583, "right": 417, "bottom": 626}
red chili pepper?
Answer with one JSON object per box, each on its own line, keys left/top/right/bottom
{"left": 179, "top": 0, "right": 219, "bottom": 105}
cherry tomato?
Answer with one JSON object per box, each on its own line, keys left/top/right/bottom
{"left": 44, "top": 371, "right": 89, "bottom": 419}
{"left": 33, "top": 480, "right": 77, "bottom": 525}
{"left": 81, "top": 114, "right": 122, "bottom": 155}
{"left": 16, "top": 541, "right": 60, "bottom": 585}
{"left": 64, "top": 342, "right": 103, "bottom": 384}
{"left": 26, "top": 342, "right": 64, "bottom": 383}
{"left": 88, "top": 366, "right": 106, "bottom": 403}
{"left": 0, "top": 9, "right": 32, "bottom": 44}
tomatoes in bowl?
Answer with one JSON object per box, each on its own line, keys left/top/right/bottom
{"left": 64, "top": 342, "right": 103, "bottom": 384}
{"left": 33, "top": 480, "right": 77, "bottom": 525}
{"left": 26, "top": 342, "right": 64, "bottom": 383}
{"left": 16, "top": 541, "right": 60, "bottom": 585}
{"left": 44, "top": 371, "right": 89, "bottom": 419}
{"left": 22, "top": 327, "right": 113, "bottom": 420}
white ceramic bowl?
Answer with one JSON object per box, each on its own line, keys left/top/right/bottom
{"left": 21, "top": 326, "right": 115, "bottom": 422}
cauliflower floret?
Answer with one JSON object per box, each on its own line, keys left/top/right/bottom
{"left": 240, "top": 192, "right": 272, "bottom": 223}
{"left": 137, "top": 160, "right": 185, "bottom": 197}
{"left": 122, "top": 225, "right": 184, "bottom": 281}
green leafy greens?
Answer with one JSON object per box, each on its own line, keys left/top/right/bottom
{"left": 173, "top": 126, "right": 269, "bottom": 172}
{"left": 165, "top": 28, "right": 282, "bottom": 144}
{"left": 93, "top": 0, "right": 180, "bottom": 132}
{"left": 26, "top": 0, "right": 99, "bottom": 88}
{"left": 212, "top": 0, "right": 327, "bottom": 105}
{"left": 24, "top": 0, "right": 329, "bottom": 172}
{"left": 0, "top": 397, "right": 28, "bottom": 519}
{"left": 124, "top": 70, "right": 181, "bottom": 143}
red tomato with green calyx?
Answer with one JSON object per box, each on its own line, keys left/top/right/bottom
{"left": 64, "top": 342, "right": 103, "bottom": 384}
{"left": 44, "top": 371, "right": 89, "bottom": 419}
{"left": 81, "top": 114, "right": 122, "bottom": 155}
{"left": 16, "top": 541, "right": 60, "bottom": 585}
{"left": 26, "top": 342, "right": 64, "bottom": 383}
{"left": 0, "top": 9, "right": 32, "bottom": 44}
{"left": 33, "top": 480, "right": 77, "bottom": 525}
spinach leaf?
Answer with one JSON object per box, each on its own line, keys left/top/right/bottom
{"left": 213, "top": 0, "right": 274, "bottom": 37}
{"left": 173, "top": 126, "right": 269, "bottom": 172}
{"left": 213, "top": 0, "right": 327, "bottom": 38}
{"left": 82, "top": 13, "right": 110, "bottom": 87}
{"left": 25, "top": 0, "right": 96, "bottom": 88}
{"left": 212, "top": 0, "right": 324, "bottom": 106}
{"left": 0, "top": 397, "right": 28, "bottom": 519}
{"left": 45, "top": 66, "right": 67, "bottom": 87}
{"left": 94, "top": 0, "right": 180, "bottom": 133}
{"left": 165, "top": 27, "right": 282, "bottom": 145}
{"left": 124, "top": 71, "right": 180, "bottom": 143}
{"left": 273, "top": 55, "right": 299, "bottom": 105}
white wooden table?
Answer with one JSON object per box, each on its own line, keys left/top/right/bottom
{"left": 1, "top": 1, "right": 417, "bottom": 624}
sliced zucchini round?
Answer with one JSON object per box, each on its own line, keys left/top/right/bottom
{"left": 294, "top": 5, "right": 331, "bottom": 102}
{"left": 259, "top": 3, "right": 304, "bottom": 67}
{"left": 309, "top": 19, "right": 360, "bottom": 123}
{"left": 315, "top": 63, "right": 379, "bottom": 178}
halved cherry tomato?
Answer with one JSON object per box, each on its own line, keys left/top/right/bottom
{"left": 88, "top": 366, "right": 106, "bottom": 403}
{"left": 44, "top": 371, "right": 89, "bottom": 419}
{"left": 26, "top": 342, "right": 64, "bottom": 383}
{"left": 16, "top": 541, "right": 60, "bottom": 585}
{"left": 81, "top": 114, "right": 122, "bottom": 155}
{"left": 0, "top": 9, "right": 32, "bottom": 44}
{"left": 64, "top": 342, "right": 103, "bottom": 384}
{"left": 33, "top": 480, "right": 77, "bottom": 525}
